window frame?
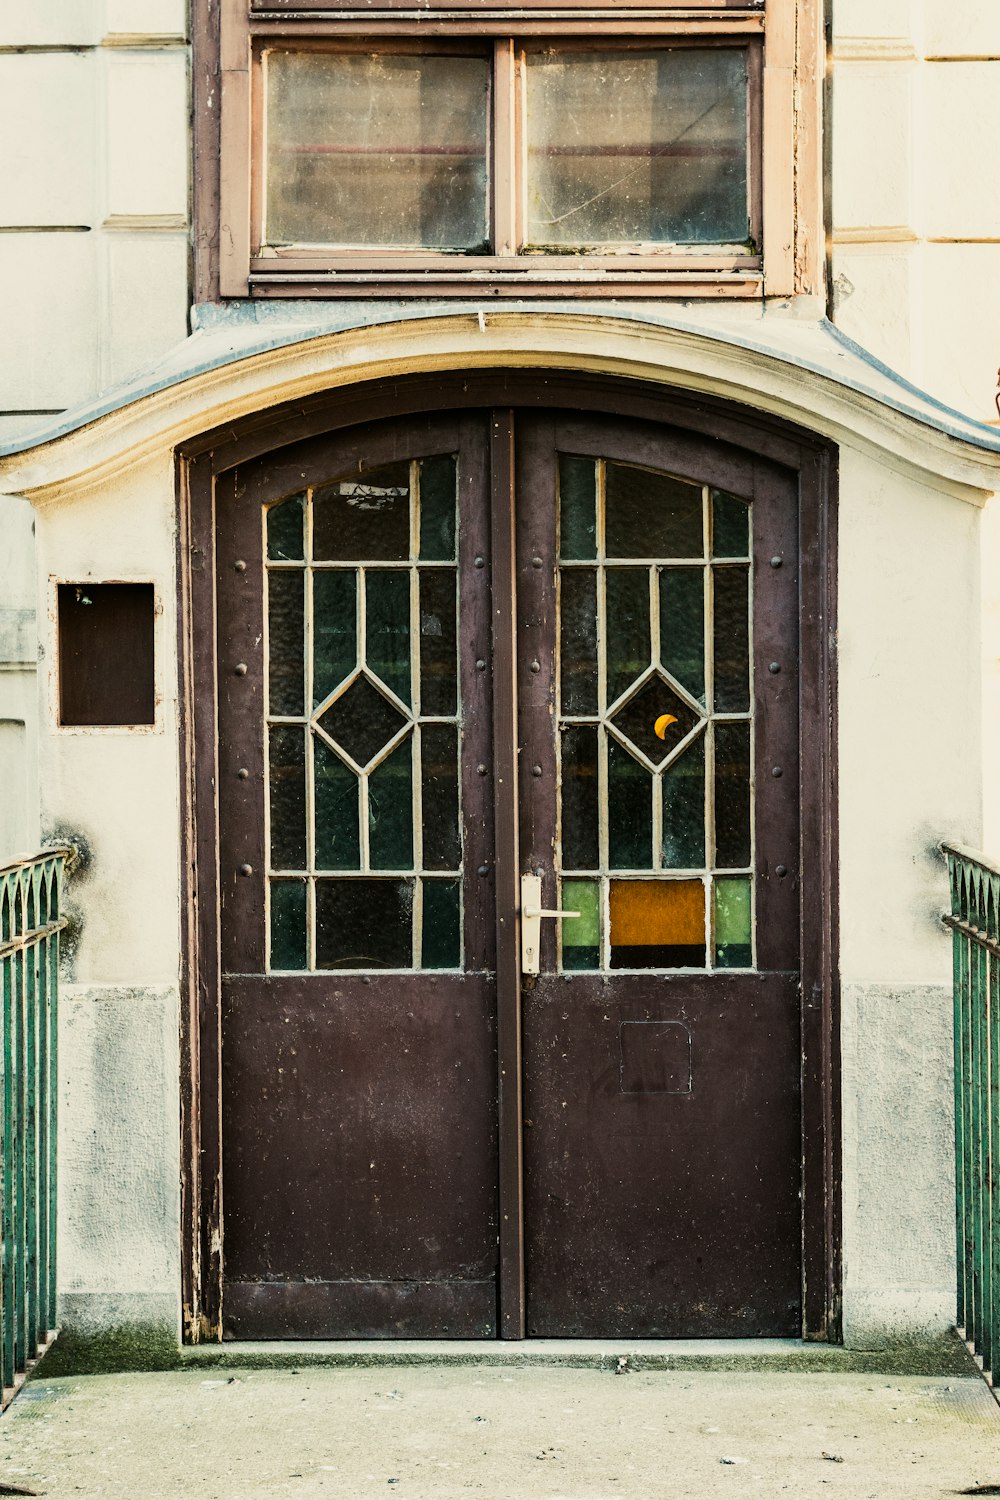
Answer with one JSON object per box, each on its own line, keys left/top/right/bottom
{"left": 204, "top": 0, "right": 821, "bottom": 301}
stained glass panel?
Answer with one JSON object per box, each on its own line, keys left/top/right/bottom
{"left": 559, "top": 455, "right": 597, "bottom": 561}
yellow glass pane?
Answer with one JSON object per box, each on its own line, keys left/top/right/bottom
{"left": 609, "top": 879, "right": 706, "bottom": 970}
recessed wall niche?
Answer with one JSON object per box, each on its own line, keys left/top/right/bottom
{"left": 57, "top": 583, "right": 155, "bottom": 727}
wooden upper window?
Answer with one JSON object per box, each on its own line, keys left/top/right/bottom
{"left": 205, "top": 0, "right": 819, "bottom": 299}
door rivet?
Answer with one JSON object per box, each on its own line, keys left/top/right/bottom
{"left": 474, "top": 555, "right": 485, "bottom": 569}
{"left": 772, "top": 766, "right": 783, "bottom": 778}
{"left": 529, "top": 660, "right": 541, "bottom": 674}
{"left": 776, "top": 864, "right": 788, "bottom": 877}
{"left": 234, "top": 560, "right": 247, "bottom": 573}
{"left": 769, "top": 661, "right": 781, "bottom": 674}
{"left": 237, "top": 767, "right": 249, "bottom": 780}
{"left": 477, "top": 763, "right": 487, "bottom": 776}
{"left": 770, "top": 556, "right": 783, "bottom": 568}
{"left": 476, "top": 659, "right": 487, "bottom": 671}
{"left": 532, "top": 556, "right": 543, "bottom": 569}
{"left": 239, "top": 863, "right": 253, "bottom": 877}
{"left": 532, "top": 764, "right": 542, "bottom": 777}
{"left": 234, "top": 662, "right": 248, "bottom": 676}
{"left": 478, "top": 864, "right": 490, "bottom": 876}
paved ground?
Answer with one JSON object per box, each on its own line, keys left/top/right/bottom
{"left": 0, "top": 1363, "right": 997, "bottom": 1500}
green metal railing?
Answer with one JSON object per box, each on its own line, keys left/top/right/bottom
{"left": 0, "top": 848, "right": 67, "bottom": 1405}
{"left": 944, "top": 843, "right": 1000, "bottom": 1384}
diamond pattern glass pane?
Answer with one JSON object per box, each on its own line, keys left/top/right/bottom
{"left": 319, "top": 676, "right": 408, "bottom": 770}
{"left": 611, "top": 672, "right": 702, "bottom": 768}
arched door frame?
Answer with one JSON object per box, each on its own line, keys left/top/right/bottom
{"left": 176, "top": 367, "right": 840, "bottom": 1343}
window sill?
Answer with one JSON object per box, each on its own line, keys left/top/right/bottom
{"left": 246, "top": 264, "right": 765, "bottom": 299}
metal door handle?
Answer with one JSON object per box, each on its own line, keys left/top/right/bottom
{"left": 520, "top": 874, "right": 580, "bottom": 976}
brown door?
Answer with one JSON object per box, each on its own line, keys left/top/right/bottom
{"left": 212, "top": 406, "right": 802, "bottom": 1339}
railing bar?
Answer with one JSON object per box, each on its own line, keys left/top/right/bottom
{"left": 976, "top": 933, "right": 991, "bottom": 1370}
{"left": 943, "top": 913, "right": 1000, "bottom": 961}
{"left": 35, "top": 937, "right": 48, "bottom": 1351}
{"left": 990, "top": 947, "right": 1000, "bottom": 1379}
{"left": 13, "top": 942, "right": 25, "bottom": 1376}
{"left": 0, "top": 919, "right": 70, "bottom": 963}
{"left": 964, "top": 931, "right": 977, "bottom": 1350}
{"left": 47, "top": 919, "right": 58, "bottom": 1333}
{"left": 954, "top": 913, "right": 967, "bottom": 1334}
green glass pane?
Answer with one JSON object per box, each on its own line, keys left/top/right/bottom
{"left": 421, "top": 723, "right": 461, "bottom": 870}
{"left": 714, "top": 875, "right": 752, "bottom": 967}
{"left": 368, "top": 736, "right": 414, "bottom": 871}
{"left": 559, "top": 454, "right": 597, "bottom": 560}
{"left": 662, "top": 735, "right": 706, "bottom": 868}
{"left": 560, "top": 725, "right": 599, "bottom": 870}
{"left": 560, "top": 569, "right": 598, "bottom": 715}
{"left": 419, "top": 569, "right": 458, "bottom": 716}
{"left": 713, "top": 566, "right": 750, "bottom": 713}
{"left": 266, "top": 493, "right": 305, "bottom": 561}
{"left": 605, "top": 463, "right": 703, "bottom": 560}
{"left": 660, "top": 566, "right": 705, "bottom": 705}
{"left": 270, "top": 879, "right": 308, "bottom": 970}
{"left": 268, "top": 570, "right": 305, "bottom": 716}
{"left": 366, "top": 570, "right": 411, "bottom": 706}
{"left": 314, "top": 734, "right": 361, "bottom": 870}
{"left": 419, "top": 454, "right": 457, "bottom": 561}
{"left": 606, "top": 568, "right": 651, "bottom": 707}
{"left": 422, "top": 878, "right": 461, "bottom": 969}
{"left": 269, "top": 725, "right": 307, "bottom": 870}
{"left": 313, "top": 570, "right": 356, "bottom": 707}
{"left": 712, "top": 489, "right": 750, "bottom": 559}
{"left": 315, "top": 878, "right": 413, "bottom": 969}
{"left": 561, "top": 879, "right": 600, "bottom": 970}
{"left": 715, "top": 721, "right": 751, "bottom": 868}
{"left": 608, "top": 738, "right": 652, "bottom": 869}
{"left": 313, "top": 461, "right": 411, "bottom": 561}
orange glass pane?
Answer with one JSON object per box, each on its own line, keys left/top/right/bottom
{"left": 609, "top": 879, "right": 706, "bottom": 970}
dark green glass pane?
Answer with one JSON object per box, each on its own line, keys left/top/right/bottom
{"left": 313, "top": 461, "right": 411, "bottom": 561}
{"left": 662, "top": 734, "right": 706, "bottom": 868}
{"left": 561, "top": 879, "right": 600, "bottom": 971}
{"left": 714, "top": 874, "right": 752, "bottom": 968}
{"left": 315, "top": 878, "right": 413, "bottom": 969}
{"left": 268, "top": 570, "right": 304, "bottom": 716}
{"left": 605, "top": 463, "right": 703, "bottom": 559}
{"left": 608, "top": 738, "right": 652, "bottom": 869}
{"left": 421, "top": 723, "right": 461, "bottom": 870}
{"left": 660, "top": 567, "right": 705, "bottom": 705}
{"left": 368, "top": 736, "right": 414, "bottom": 871}
{"left": 313, "top": 570, "right": 356, "bottom": 707}
{"left": 422, "top": 879, "right": 461, "bottom": 968}
{"left": 269, "top": 879, "right": 308, "bottom": 970}
{"left": 419, "top": 569, "right": 458, "bottom": 716}
{"left": 715, "top": 721, "right": 751, "bottom": 868}
{"left": 713, "top": 566, "right": 750, "bottom": 713}
{"left": 314, "top": 734, "right": 361, "bottom": 870}
{"left": 419, "top": 454, "right": 457, "bottom": 561}
{"left": 318, "top": 676, "right": 408, "bottom": 770}
{"left": 269, "top": 725, "right": 307, "bottom": 870}
{"left": 559, "top": 454, "right": 597, "bottom": 560}
{"left": 606, "top": 568, "right": 651, "bottom": 707}
{"left": 560, "top": 569, "right": 598, "bottom": 715}
{"left": 266, "top": 493, "right": 305, "bottom": 561}
{"left": 712, "top": 489, "right": 750, "bottom": 559}
{"left": 366, "top": 570, "right": 411, "bottom": 706}
{"left": 560, "top": 725, "right": 599, "bottom": 870}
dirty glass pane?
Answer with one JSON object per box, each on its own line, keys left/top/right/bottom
{"left": 269, "top": 725, "right": 307, "bottom": 870}
{"left": 421, "top": 723, "right": 461, "bottom": 870}
{"left": 368, "top": 736, "right": 414, "bottom": 870}
{"left": 560, "top": 725, "right": 599, "bottom": 870}
{"left": 313, "top": 462, "right": 411, "bottom": 561}
{"left": 714, "top": 721, "right": 751, "bottom": 868}
{"left": 660, "top": 566, "right": 705, "bottom": 704}
{"left": 662, "top": 734, "right": 705, "bottom": 868}
{"left": 560, "top": 569, "right": 598, "bottom": 715}
{"left": 266, "top": 493, "right": 305, "bottom": 561}
{"left": 712, "top": 489, "right": 750, "bottom": 559}
{"left": 315, "top": 878, "right": 413, "bottom": 969}
{"left": 419, "top": 570, "right": 458, "bottom": 716}
{"left": 558, "top": 455, "right": 597, "bottom": 561}
{"left": 366, "top": 570, "right": 411, "bottom": 706}
{"left": 605, "top": 568, "right": 651, "bottom": 707}
{"left": 270, "top": 880, "right": 308, "bottom": 970}
{"left": 265, "top": 51, "right": 490, "bottom": 251}
{"left": 318, "top": 675, "right": 408, "bottom": 769}
{"left": 422, "top": 878, "right": 461, "bottom": 968}
{"left": 524, "top": 48, "right": 748, "bottom": 249}
{"left": 608, "top": 739, "right": 652, "bottom": 869}
{"left": 267, "top": 570, "right": 305, "bottom": 716}
{"left": 713, "top": 566, "right": 750, "bottom": 713}
{"left": 610, "top": 878, "right": 706, "bottom": 968}
{"left": 314, "top": 734, "right": 361, "bottom": 871}
{"left": 714, "top": 874, "right": 752, "bottom": 967}
{"left": 419, "top": 455, "right": 458, "bottom": 562}
{"left": 605, "top": 463, "right": 703, "bottom": 560}
{"left": 313, "top": 570, "right": 357, "bottom": 707}
{"left": 561, "top": 879, "right": 601, "bottom": 971}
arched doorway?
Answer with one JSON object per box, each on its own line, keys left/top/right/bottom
{"left": 179, "top": 372, "right": 839, "bottom": 1342}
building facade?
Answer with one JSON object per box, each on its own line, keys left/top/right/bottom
{"left": 1, "top": 0, "right": 1000, "bottom": 1352}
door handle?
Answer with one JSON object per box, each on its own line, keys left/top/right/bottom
{"left": 520, "top": 874, "right": 580, "bottom": 977}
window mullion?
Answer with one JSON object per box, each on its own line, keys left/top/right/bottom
{"left": 493, "top": 38, "right": 517, "bottom": 257}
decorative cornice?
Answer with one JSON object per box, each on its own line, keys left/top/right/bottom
{"left": 831, "top": 39, "right": 917, "bottom": 63}
{"left": 832, "top": 227, "right": 919, "bottom": 245}
{"left": 101, "top": 214, "right": 188, "bottom": 233}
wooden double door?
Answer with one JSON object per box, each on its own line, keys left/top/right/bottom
{"left": 211, "top": 406, "right": 805, "bottom": 1340}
